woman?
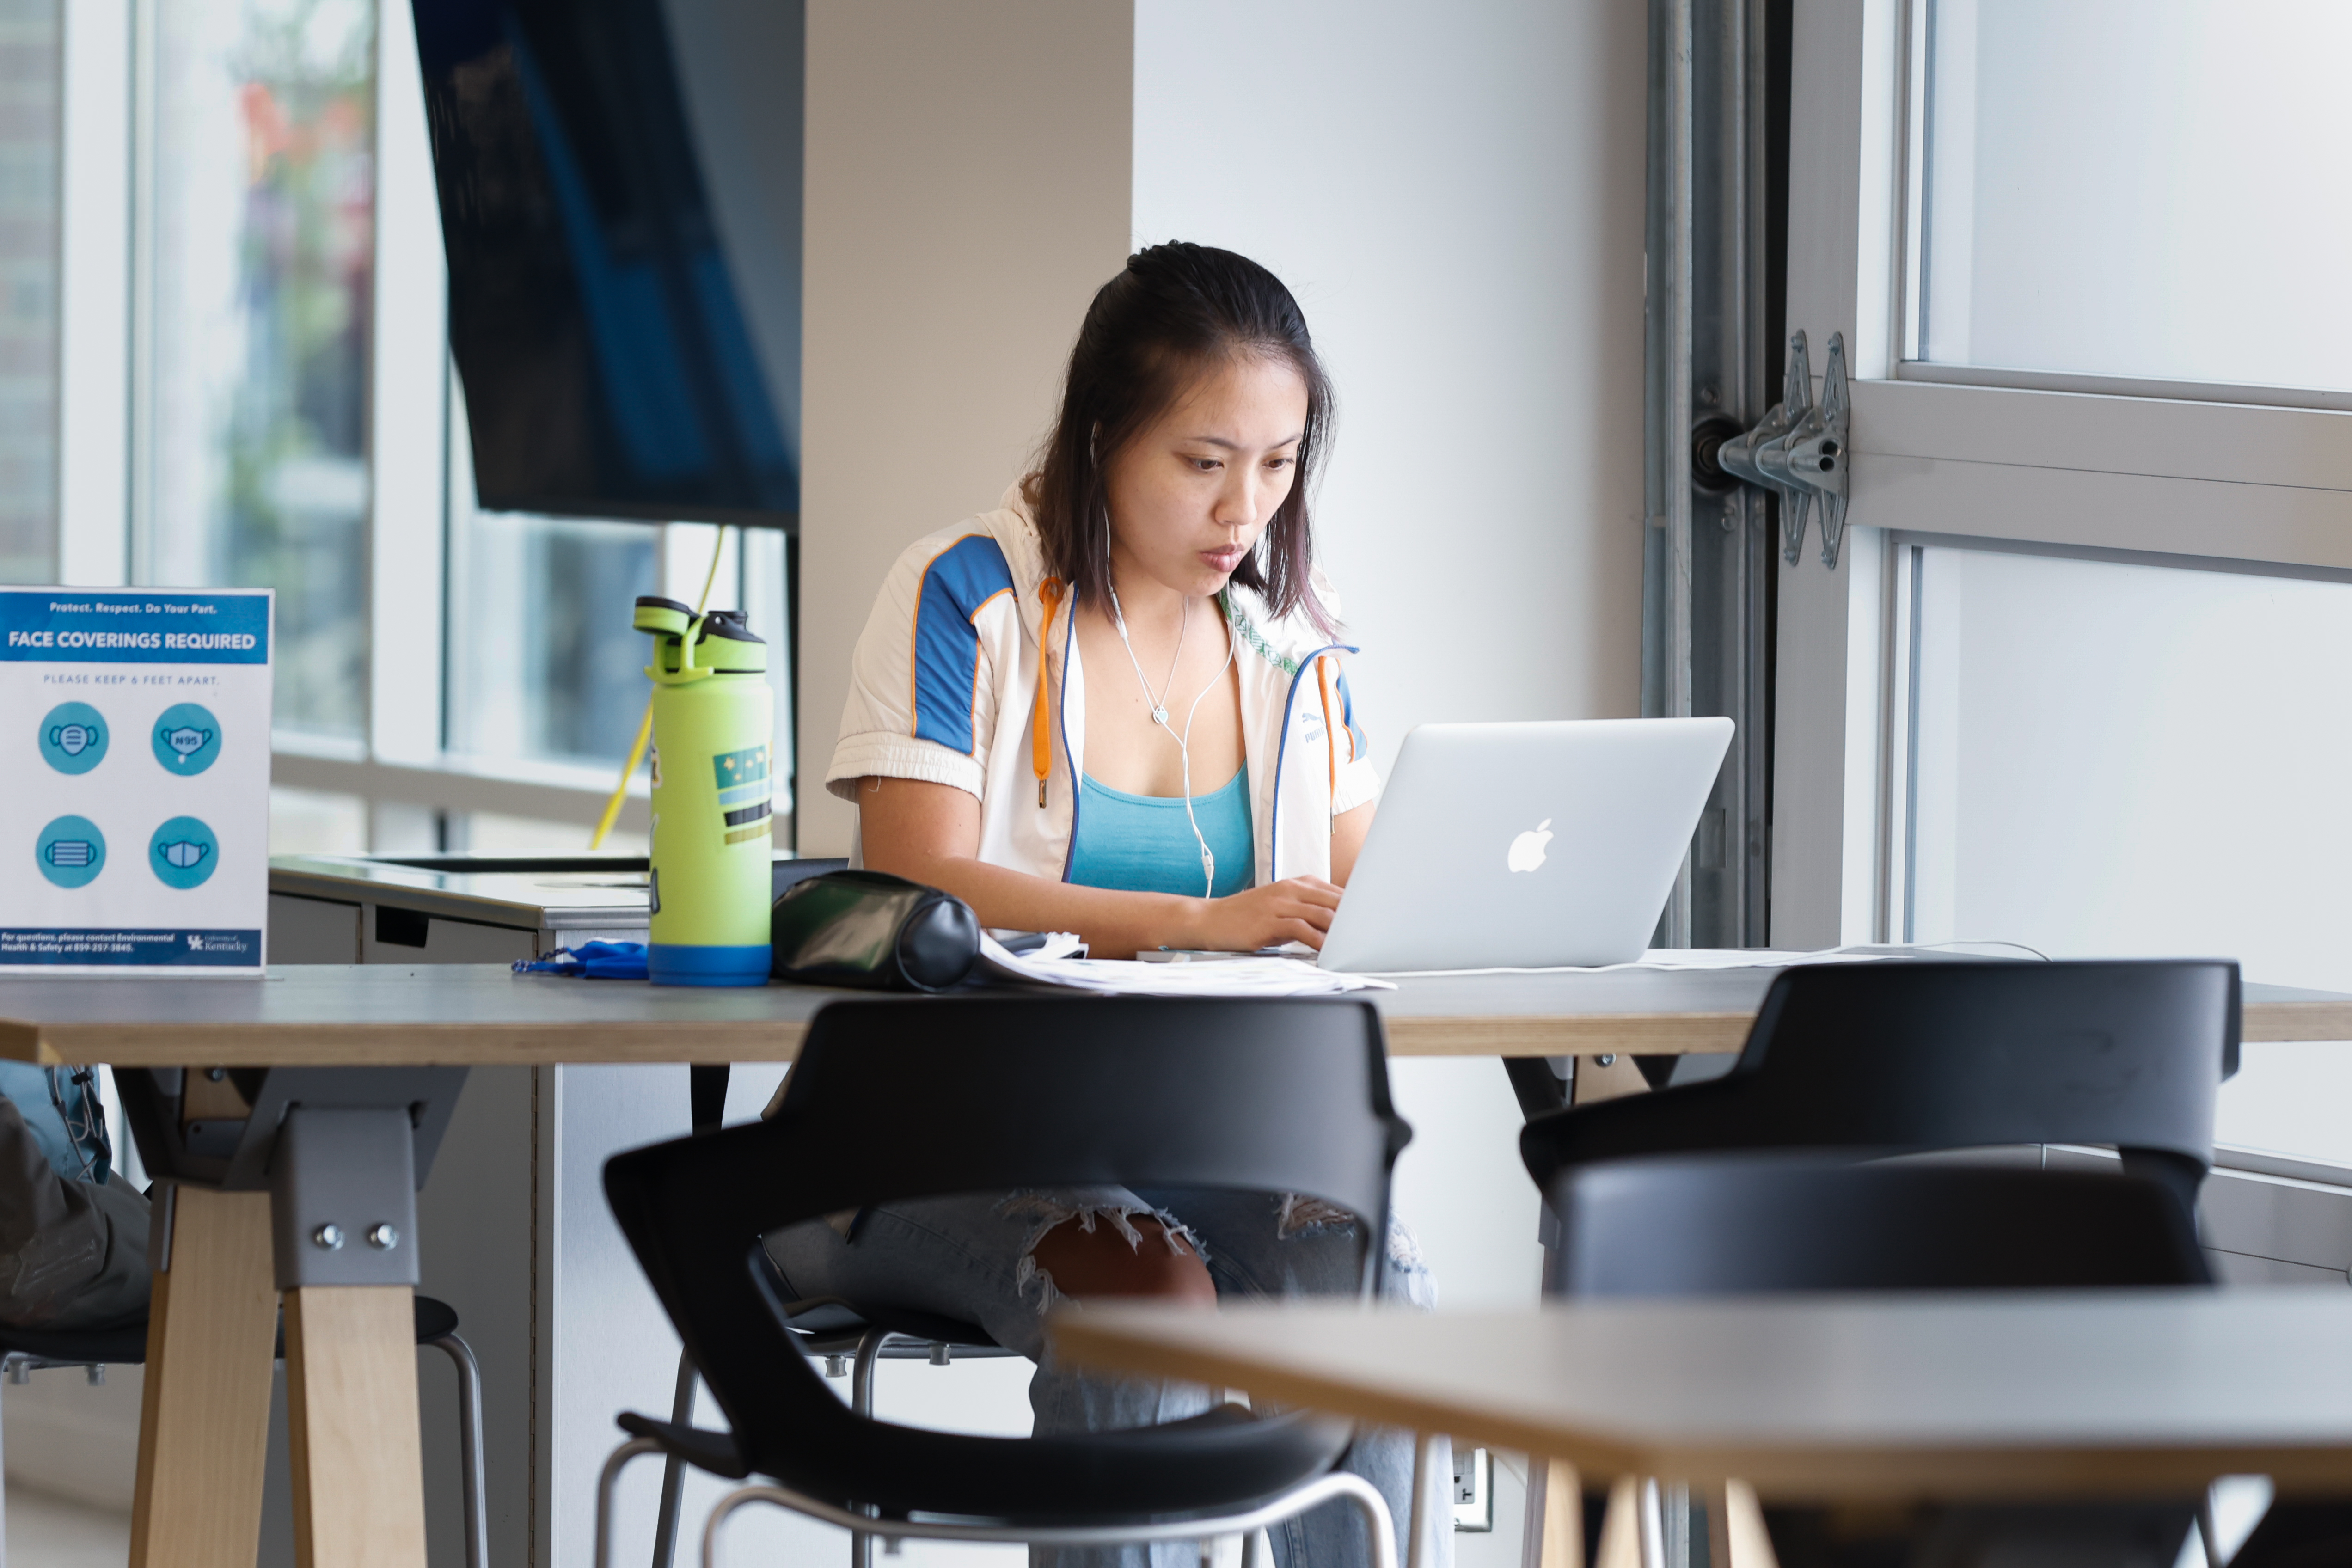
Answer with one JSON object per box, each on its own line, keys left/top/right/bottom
{"left": 774, "top": 243, "right": 1440, "bottom": 1568}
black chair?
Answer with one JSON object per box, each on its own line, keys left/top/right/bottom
{"left": 1551, "top": 1153, "right": 2212, "bottom": 1568}
{"left": 596, "top": 996, "right": 1416, "bottom": 1568}
{"left": 2227, "top": 1500, "right": 2352, "bottom": 1567}
{"left": 1520, "top": 959, "right": 2239, "bottom": 1226}
{"left": 0, "top": 1295, "right": 486, "bottom": 1568}
{"left": 644, "top": 1066, "right": 1023, "bottom": 1568}
{"left": 1551, "top": 1153, "right": 2214, "bottom": 1296}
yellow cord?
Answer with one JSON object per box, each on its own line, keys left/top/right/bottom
{"left": 590, "top": 530, "right": 729, "bottom": 849}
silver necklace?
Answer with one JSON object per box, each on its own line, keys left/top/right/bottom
{"left": 1104, "top": 584, "right": 1237, "bottom": 896}
{"left": 1108, "top": 583, "right": 1186, "bottom": 726}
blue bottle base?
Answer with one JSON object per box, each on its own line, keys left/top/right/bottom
{"left": 648, "top": 943, "right": 773, "bottom": 987}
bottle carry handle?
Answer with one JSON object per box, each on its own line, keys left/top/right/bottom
{"left": 646, "top": 614, "right": 717, "bottom": 687}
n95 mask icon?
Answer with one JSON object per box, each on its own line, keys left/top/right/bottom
{"left": 49, "top": 724, "right": 92, "bottom": 755}
{"left": 150, "top": 704, "right": 221, "bottom": 774}
{"left": 157, "top": 840, "right": 209, "bottom": 870}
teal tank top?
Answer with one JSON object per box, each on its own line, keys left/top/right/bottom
{"left": 1069, "top": 768, "right": 1255, "bottom": 899}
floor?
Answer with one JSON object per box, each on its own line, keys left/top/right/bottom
{"left": 5, "top": 1486, "right": 131, "bottom": 1568}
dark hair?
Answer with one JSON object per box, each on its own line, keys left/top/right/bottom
{"left": 1026, "top": 243, "right": 1335, "bottom": 631}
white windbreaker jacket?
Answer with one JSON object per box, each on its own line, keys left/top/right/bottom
{"left": 828, "top": 488, "right": 1379, "bottom": 888}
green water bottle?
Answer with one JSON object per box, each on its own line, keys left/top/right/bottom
{"left": 633, "top": 597, "right": 774, "bottom": 986}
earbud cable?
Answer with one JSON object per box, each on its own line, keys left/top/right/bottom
{"left": 1109, "top": 585, "right": 1236, "bottom": 897}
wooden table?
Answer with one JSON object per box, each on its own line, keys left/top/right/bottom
{"left": 1, "top": 960, "right": 2344, "bottom": 1568}
{"left": 3, "top": 961, "right": 2347, "bottom": 1066}
{"left": 1054, "top": 1290, "right": 2352, "bottom": 1501}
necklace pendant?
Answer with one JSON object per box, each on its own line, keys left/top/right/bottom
{"left": 1151, "top": 707, "right": 1168, "bottom": 726}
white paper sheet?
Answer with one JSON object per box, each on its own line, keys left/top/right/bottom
{"left": 977, "top": 935, "right": 1392, "bottom": 996}
{"left": 1360, "top": 947, "right": 1906, "bottom": 978}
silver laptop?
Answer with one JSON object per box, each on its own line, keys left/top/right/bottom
{"left": 1318, "top": 717, "right": 1735, "bottom": 972}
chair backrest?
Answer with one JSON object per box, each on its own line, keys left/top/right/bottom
{"left": 1549, "top": 1153, "right": 2214, "bottom": 1296}
{"left": 603, "top": 995, "right": 1409, "bottom": 1503}
{"left": 1522, "top": 960, "right": 2237, "bottom": 1203}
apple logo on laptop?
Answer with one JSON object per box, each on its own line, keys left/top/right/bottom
{"left": 1507, "top": 819, "right": 1553, "bottom": 873}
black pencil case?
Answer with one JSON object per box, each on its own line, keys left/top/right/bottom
{"left": 769, "top": 869, "right": 980, "bottom": 992}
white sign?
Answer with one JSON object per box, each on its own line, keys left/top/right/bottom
{"left": 0, "top": 588, "right": 272, "bottom": 974}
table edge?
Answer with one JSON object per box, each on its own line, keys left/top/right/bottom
{"left": 1047, "top": 1316, "right": 2352, "bottom": 1500}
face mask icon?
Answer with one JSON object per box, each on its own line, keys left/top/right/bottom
{"left": 162, "top": 727, "right": 212, "bottom": 760}
{"left": 157, "top": 840, "right": 210, "bottom": 870}
{"left": 45, "top": 839, "right": 95, "bottom": 868}
{"left": 49, "top": 724, "right": 93, "bottom": 756}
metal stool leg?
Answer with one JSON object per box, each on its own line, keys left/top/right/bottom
{"left": 427, "top": 1332, "right": 489, "bottom": 1568}
{"left": 2198, "top": 1492, "right": 2225, "bottom": 1567}
{"left": 651, "top": 1348, "right": 699, "bottom": 1568}
{"left": 598, "top": 1436, "right": 666, "bottom": 1568}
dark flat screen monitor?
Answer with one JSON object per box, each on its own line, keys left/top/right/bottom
{"left": 411, "top": 0, "right": 802, "bottom": 527}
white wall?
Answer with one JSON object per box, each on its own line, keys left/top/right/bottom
{"left": 1133, "top": 0, "right": 1646, "bottom": 784}
{"left": 795, "top": 0, "right": 1134, "bottom": 856}
{"left": 1134, "top": 4, "right": 1646, "bottom": 1553}
{"left": 1131, "top": 0, "right": 1647, "bottom": 1296}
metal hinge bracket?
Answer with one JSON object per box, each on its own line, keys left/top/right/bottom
{"left": 1715, "top": 329, "right": 1852, "bottom": 568}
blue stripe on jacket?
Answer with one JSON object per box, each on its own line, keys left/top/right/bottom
{"left": 911, "top": 535, "right": 1016, "bottom": 754}
{"left": 1334, "top": 668, "right": 1367, "bottom": 760}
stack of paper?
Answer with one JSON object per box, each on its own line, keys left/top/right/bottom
{"left": 977, "top": 936, "right": 1390, "bottom": 996}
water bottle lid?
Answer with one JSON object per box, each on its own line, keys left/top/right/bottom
{"left": 697, "top": 610, "right": 764, "bottom": 646}
{"left": 633, "top": 596, "right": 695, "bottom": 636}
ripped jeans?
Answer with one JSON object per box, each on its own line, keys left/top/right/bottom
{"left": 765, "top": 1187, "right": 1448, "bottom": 1568}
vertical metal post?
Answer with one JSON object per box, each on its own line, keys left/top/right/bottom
{"left": 1664, "top": 0, "right": 1697, "bottom": 949}
{"left": 1645, "top": 0, "right": 1780, "bottom": 950}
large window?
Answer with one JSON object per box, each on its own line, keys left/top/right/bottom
{"left": 1915, "top": 0, "right": 2352, "bottom": 392}
{"left": 1891, "top": 541, "right": 2352, "bottom": 1161}
{"left": 138, "top": 0, "right": 375, "bottom": 740}
{"left": 1777, "top": 0, "right": 2352, "bottom": 1170}
{"left": 0, "top": 0, "right": 57, "bottom": 584}
{"left": 43, "top": 0, "right": 793, "bottom": 854}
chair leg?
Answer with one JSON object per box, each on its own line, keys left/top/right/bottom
{"left": 425, "top": 1334, "right": 489, "bottom": 1568}
{"left": 597, "top": 1436, "right": 666, "bottom": 1568}
{"left": 1407, "top": 1432, "right": 1442, "bottom": 1568}
{"left": 700, "top": 1470, "right": 1399, "bottom": 1568}
{"left": 1637, "top": 1479, "right": 1666, "bottom": 1568}
{"left": 848, "top": 1329, "right": 887, "bottom": 1568}
{"left": 652, "top": 1349, "right": 698, "bottom": 1568}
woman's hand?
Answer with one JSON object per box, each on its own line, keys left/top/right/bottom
{"left": 1180, "top": 876, "right": 1344, "bottom": 952}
